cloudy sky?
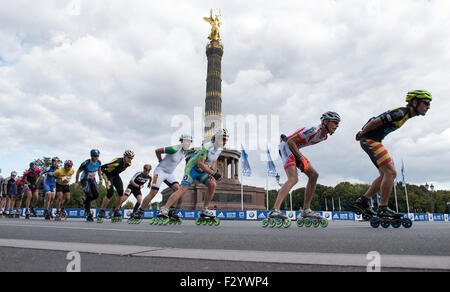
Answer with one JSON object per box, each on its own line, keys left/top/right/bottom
{"left": 1, "top": 0, "right": 450, "bottom": 203}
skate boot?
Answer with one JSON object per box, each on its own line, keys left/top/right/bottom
{"left": 55, "top": 210, "right": 61, "bottom": 221}
{"left": 111, "top": 210, "right": 122, "bottom": 223}
{"left": 30, "top": 207, "right": 38, "bottom": 217}
{"left": 168, "top": 208, "right": 182, "bottom": 225}
{"left": 61, "top": 209, "right": 67, "bottom": 220}
{"left": 263, "top": 208, "right": 290, "bottom": 228}
{"left": 297, "top": 208, "right": 328, "bottom": 228}
{"left": 96, "top": 209, "right": 105, "bottom": 224}
{"left": 128, "top": 210, "right": 143, "bottom": 224}
{"left": 348, "top": 197, "right": 376, "bottom": 221}
{"left": 15, "top": 211, "right": 20, "bottom": 219}
{"left": 45, "top": 209, "right": 51, "bottom": 220}
{"left": 151, "top": 207, "right": 169, "bottom": 225}
{"left": 25, "top": 209, "right": 30, "bottom": 220}
{"left": 196, "top": 208, "right": 219, "bottom": 226}
{"left": 369, "top": 206, "right": 412, "bottom": 229}
{"left": 86, "top": 211, "right": 94, "bottom": 222}
{"left": 377, "top": 206, "right": 401, "bottom": 218}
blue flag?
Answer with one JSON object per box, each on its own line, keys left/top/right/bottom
{"left": 401, "top": 160, "right": 406, "bottom": 187}
{"left": 241, "top": 145, "right": 252, "bottom": 177}
{"left": 266, "top": 148, "right": 277, "bottom": 177}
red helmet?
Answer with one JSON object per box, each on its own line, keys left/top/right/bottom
{"left": 64, "top": 160, "right": 74, "bottom": 168}
{"left": 143, "top": 164, "right": 152, "bottom": 171}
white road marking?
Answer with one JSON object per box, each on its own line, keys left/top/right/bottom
{"left": 0, "top": 238, "right": 449, "bottom": 270}
{"left": 0, "top": 222, "right": 182, "bottom": 234}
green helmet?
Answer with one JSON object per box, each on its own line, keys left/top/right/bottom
{"left": 406, "top": 90, "right": 432, "bottom": 102}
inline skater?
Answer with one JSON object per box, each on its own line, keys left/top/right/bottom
{"left": 157, "top": 129, "right": 227, "bottom": 223}
{"left": 75, "top": 149, "right": 102, "bottom": 222}
{"left": 127, "top": 164, "right": 152, "bottom": 222}
{"left": 134, "top": 134, "right": 192, "bottom": 219}
{"left": 23, "top": 162, "right": 42, "bottom": 219}
{"left": 0, "top": 169, "right": 6, "bottom": 217}
{"left": 42, "top": 157, "right": 59, "bottom": 220}
{"left": 54, "top": 160, "right": 75, "bottom": 220}
{"left": 272, "top": 112, "right": 340, "bottom": 227}
{"left": 3, "top": 172, "right": 17, "bottom": 217}
{"left": 12, "top": 176, "right": 27, "bottom": 218}
{"left": 97, "top": 150, "right": 134, "bottom": 222}
{"left": 353, "top": 90, "right": 431, "bottom": 222}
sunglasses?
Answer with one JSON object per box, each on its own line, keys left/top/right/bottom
{"left": 421, "top": 100, "right": 431, "bottom": 106}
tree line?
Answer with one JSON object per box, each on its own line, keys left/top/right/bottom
{"left": 267, "top": 182, "right": 450, "bottom": 214}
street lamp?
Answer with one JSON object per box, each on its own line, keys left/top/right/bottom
{"left": 425, "top": 183, "right": 434, "bottom": 213}
{"left": 275, "top": 173, "right": 292, "bottom": 211}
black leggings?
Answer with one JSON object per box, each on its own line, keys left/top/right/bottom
{"left": 81, "top": 179, "right": 99, "bottom": 212}
{"left": 104, "top": 174, "right": 124, "bottom": 199}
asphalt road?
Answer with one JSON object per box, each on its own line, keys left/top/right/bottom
{"left": 0, "top": 218, "right": 449, "bottom": 272}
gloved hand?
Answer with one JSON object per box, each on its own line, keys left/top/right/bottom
{"left": 211, "top": 171, "right": 222, "bottom": 181}
{"left": 295, "top": 155, "right": 309, "bottom": 173}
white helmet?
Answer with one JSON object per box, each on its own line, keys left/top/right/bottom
{"left": 320, "top": 111, "right": 341, "bottom": 123}
{"left": 179, "top": 134, "right": 193, "bottom": 142}
{"left": 214, "top": 128, "right": 229, "bottom": 137}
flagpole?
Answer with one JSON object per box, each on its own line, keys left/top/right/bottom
{"left": 240, "top": 170, "right": 244, "bottom": 211}
{"left": 266, "top": 174, "right": 269, "bottom": 211}
{"left": 290, "top": 191, "right": 293, "bottom": 212}
{"left": 401, "top": 160, "right": 410, "bottom": 214}
{"left": 393, "top": 180, "right": 399, "bottom": 213}
{"left": 404, "top": 184, "right": 410, "bottom": 214}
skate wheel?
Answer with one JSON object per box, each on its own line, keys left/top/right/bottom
{"left": 392, "top": 222, "right": 401, "bottom": 228}
{"left": 320, "top": 219, "right": 329, "bottom": 228}
{"left": 283, "top": 220, "right": 291, "bottom": 228}
{"left": 207, "top": 219, "right": 214, "bottom": 226}
{"left": 402, "top": 218, "right": 413, "bottom": 229}
{"left": 268, "top": 218, "right": 276, "bottom": 228}
{"left": 304, "top": 218, "right": 312, "bottom": 228}
{"left": 369, "top": 217, "right": 380, "bottom": 228}
{"left": 276, "top": 219, "right": 283, "bottom": 228}
{"left": 195, "top": 218, "right": 201, "bottom": 225}
{"left": 296, "top": 219, "right": 304, "bottom": 228}
{"left": 380, "top": 221, "right": 390, "bottom": 228}
{"left": 262, "top": 219, "right": 269, "bottom": 228}
{"left": 148, "top": 218, "right": 154, "bottom": 225}
{"left": 312, "top": 220, "right": 320, "bottom": 228}
{"left": 201, "top": 219, "right": 208, "bottom": 226}
{"left": 162, "top": 218, "right": 170, "bottom": 225}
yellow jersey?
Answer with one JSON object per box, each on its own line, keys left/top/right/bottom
{"left": 54, "top": 168, "right": 75, "bottom": 186}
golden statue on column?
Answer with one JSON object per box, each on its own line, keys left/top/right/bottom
{"left": 203, "top": 9, "right": 222, "bottom": 41}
